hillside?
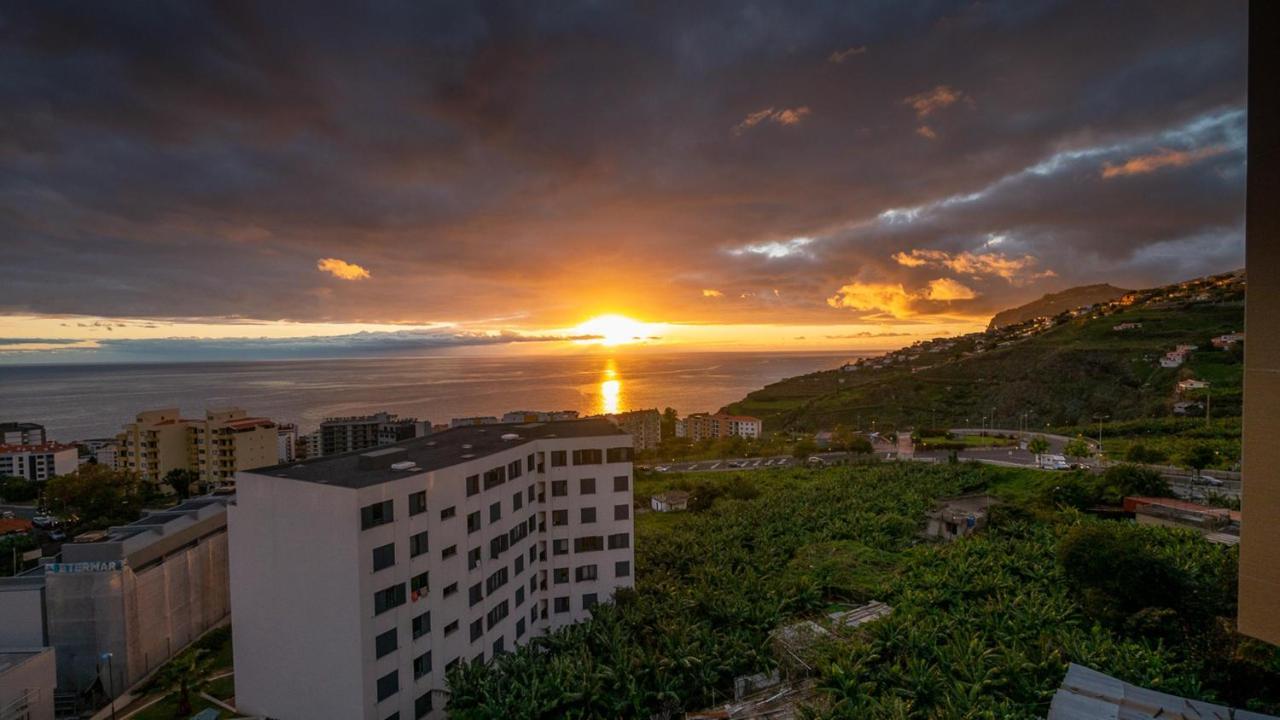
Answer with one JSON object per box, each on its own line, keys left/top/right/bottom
{"left": 727, "top": 270, "right": 1244, "bottom": 432}
{"left": 988, "top": 283, "right": 1130, "bottom": 329}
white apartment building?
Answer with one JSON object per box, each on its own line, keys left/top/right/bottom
{"left": 230, "top": 418, "right": 636, "bottom": 720}
{"left": 0, "top": 443, "right": 78, "bottom": 482}
{"left": 0, "top": 423, "right": 46, "bottom": 446}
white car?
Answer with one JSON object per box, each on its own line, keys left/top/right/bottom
{"left": 1200, "top": 475, "right": 1224, "bottom": 487}
{"left": 32, "top": 515, "right": 55, "bottom": 528}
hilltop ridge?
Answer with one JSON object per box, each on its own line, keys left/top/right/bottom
{"left": 727, "top": 270, "right": 1244, "bottom": 430}
{"left": 988, "top": 283, "right": 1130, "bottom": 329}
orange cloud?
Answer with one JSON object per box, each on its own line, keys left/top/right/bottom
{"left": 733, "top": 106, "right": 812, "bottom": 134}
{"left": 828, "top": 45, "right": 867, "bottom": 63}
{"left": 892, "top": 249, "right": 1054, "bottom": 284}
{"left": 827, "top": 277, "right": 978, "bottom": 318}
{"left": 904, "top": 85, "right": 966, "bottom": 118}
{"left": 701, "top": 289, "right": 724, "bottom": 298}
{"left": 916, "top": 125, "right": 938, "bottom": 140}
{"left": 316, "top": 257, "right": 371, "bottom": 280}
{"left": 1101, "top": 145, "right": 1227, "bottom": 178}
{"left": 923, "top": 277, "right": 977, "bottom": 300}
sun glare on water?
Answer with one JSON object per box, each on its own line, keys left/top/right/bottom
{"left": 574, "top": 314, "right": 656, "bottom": 346}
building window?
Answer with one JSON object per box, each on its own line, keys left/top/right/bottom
{"left": 466, "top": 475, "right": 480, "bottom": 497}
{"left": 614, "top": 504, "right": 630, "bottom": 521}
{"left": 489, "top": 501, "right": 502, "bottom": 523}
{"left": 386, "top": 714, "right": 400, "bottom": 720}
{"left": 441, "top": 506, "right": 456, "bottom": 520}
{"left": 442, "top": 544, "right": 457, "bottom": 560}
{"left": 410, "top": 530, "right": 429, "bottom": 558}
{"left": 580, "top": 477, "right": 596, "bottom": 494}
{"left": 615, "top": 560, "right": 631, "bottom": 577}
{"left": 415, "top": 691, "right": 433, "bottom": 719}
{"left": 608, "top": 533, "right": 630, "bottom": 550}
{"left": 468, "top": 547, "right": 481, "bottom": 570}
{"left": 375, "top": 628, "right": 397, "bottom": 659}
{"left": 553, "top": 568, "right": 569, "bottom": 584}
{"left": 574, "top": 536, "right": 604, "bottom": 553}
{"left": 413, "top": 650, "right": 432, "bottom": 680}
{"left": 412, "top": 611, "right": 430, "bottom": 640}
{"left": 443, "top": 582, "right": 458, "bottom": 598}
{"left": 515, "top": 586, "right": 526, "bottom": 606}
{"left": 553, "top": 539, "right": 568, "bottom": 555}
{"left": 527, "top": 485, "right": 536, "bottom": 502}
{"left": 552, "top": 510, "right": 568, "bottom": 526}
{"left": 580, "top": 507, "right": 596, "bottom": 524}
{"left": 583, "top": 593, "right": 599, "bottom": 610}
{"left": 486, "top": 567, "right": 509, "bottom": 594}
{"left": 551, "top": 450, "right": 567, "bottom": 467}
{"left": 515, "top": 555, "right": 524, "bottom": 575}
{"left": 554, "top": 596, "right": 570, "bottom": 613}
{"left": 613, "top": 475, "right": 630, "bottom": 492}
{"left": 467, "top": 511, "right": 481, "bottom": 534}
{"left": 486, "top": 600, "right": 509, "bottom": 629}
{"left": 376, "top": 670, "right": 398, "bottom": 702}
{"left": 507, "top": 459, "right": 522, "bottom": 480}
{"left": 444, "top": 620, "right": 459, "bottom": 636}
{"left": 516, "top": 617, "right": 526, "bottom": 638}
{"left": 361, "top": 500, "right": 394, "bottom": 530}
{"left": 374, "top": 584, "right": 406, "bottom": 615}
{"left": 372, "top": 543, "right": 396, "bottom": 572}
{"left": 469, "top": 618, "right": 483, "bottom": 642}
{"left": 408, "top": 491, "right": 427, "bottom": 516}
{"left": 527, "top": 454, "right": 535, "bottom": 472}
{"left": 572, "top": 449, "right": 603, "bottom": 465}
{"left": 493, "top": 636, "right": 505, "bottom": 657}
{"left": 513, "top": 491, "right": 523, "bottom": 511}
{"left": 606, "top": 447, "right": 633, "bottom": 463}
{"left": 410, "top": 571, "right": 429, "bottom": 597}
{"left": 575, "top": 564, "right": 598, "bottom": 582}
{"left": 490, "top": 534, "right": 509, "bottom": 559}
{"left": 483, "top": 466, "right": 506, "bottom": 490}
{"left": 551, "top": 480, "right": 567, "bottom": 497}
{"left": 469, "top": 583, "right": 483, "bottom": 607}
{"left": 445, "top": 657, "right": 459, "bottom": 671}
{"left": 529, "top": 545, "right": 537, "bottom": 562}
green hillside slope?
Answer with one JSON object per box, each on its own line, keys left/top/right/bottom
{"left": 727, "top": 271, "right": 1244, "bottom": 432}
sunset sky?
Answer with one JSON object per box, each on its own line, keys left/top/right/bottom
{"left": 0, "top": 1, "right": 1247, "bottom": 362}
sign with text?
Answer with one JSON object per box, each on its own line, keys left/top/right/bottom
{"left": 46, "top": 560, "right": 125, "bottom": 573}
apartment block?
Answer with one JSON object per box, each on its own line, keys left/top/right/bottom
{"left": 676, "top": 412, "right": 763, "bottom": 442}
{"left": 318, "top": 413, "right": 431, "bottom": 457}
{"left": 500, "top": 410, "right": 579, "bottom": 423}
{"left": 230, "top": 418, "right": 635, "bottom": 720}
{"left": 0, "top": 423, "right": 47, "bottom": 446}
{"left": 0, "top": 496, "right": 232, "bottom": 705}
{"left": 603, "top": 408, "right": 662, "bottom": 451}
{"left": 0, "top": 443, "right": 78, "bottom": 482}
{"left": 114, "top": 407, "right": 277, "bottom": 485}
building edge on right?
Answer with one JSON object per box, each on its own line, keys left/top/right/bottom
{"left": 1238, "top": 4, "right": 1279, "bottom": 645}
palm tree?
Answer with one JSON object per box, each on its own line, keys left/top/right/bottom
{"left": 1026, "top": 435, "right": 1050, "bottom": 457}
{"left": 153, "top": 648, "right": 217, "bottom": 717}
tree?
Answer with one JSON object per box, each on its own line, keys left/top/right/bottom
{"left": 660, "top": 407, "right": 678, "bottom": 440}
{"left": 1181, "top": 444, "right": 1216, "bottom": 477}
{"left": 1098, "top": 464, "right": 1171, "bottom": 503}
{"left": 791, "top": 436, "right": 818, "bottom": 460}
{"left": 44, "top": 465, "right": 151, "bottom": 530}
{"left": 153, "top": 648, "right": 217, "bottom": 716}
{"left": 164, "top": 469, "right": 201, "bottom": 499}
{"left": 1063, "top": 436, "right": 1092, "bottom": 461}
{"left": 1026, "top": 436, "right": 1050, "bottom": 457}
{"left": 0, "top": 475, "right": 40, "bottom": 503}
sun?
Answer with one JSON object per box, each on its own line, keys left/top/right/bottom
{"left": 573, "top": 314, "right": 655, "bottom": 346}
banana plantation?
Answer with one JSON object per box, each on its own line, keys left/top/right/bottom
{"left": 446, "top": 463, "right": 1279, "bottom": 718}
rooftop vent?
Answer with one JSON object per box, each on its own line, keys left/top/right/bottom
{"left": 461, "top": 444, "right": 473, "bottom": 450}
{"left": 390, "top": 461, "right": 418, "bottom": 471}
{"left": 501, "top": 433, "right": 520, "bottom": 441}
{"left": 358, "top": 446, "right": 409, "bottom": 471}
{"left": 461, "top": 453, "right": 475, "bottom": 459}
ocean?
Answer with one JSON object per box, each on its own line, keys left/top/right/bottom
{"left": 0, "top": 351, "right": 856, "bottom": 441}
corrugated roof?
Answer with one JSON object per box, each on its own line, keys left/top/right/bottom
{"left": 1047, "top": 664, "right": 1277, "bottom": 720}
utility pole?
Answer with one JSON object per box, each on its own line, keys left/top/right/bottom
{"left": 1205, "top": 383, "right": 1212, "bottom": 427}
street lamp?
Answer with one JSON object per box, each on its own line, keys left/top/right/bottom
{"left": 101, "top": 652, "right": 117, "bottom": 720}
{"left": 1092, "top": 413, "right": 1110, "bottom": 463}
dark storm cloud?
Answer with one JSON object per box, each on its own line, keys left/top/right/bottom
{"left": 0, "top": 0, "right": 1247, "bottom": 327}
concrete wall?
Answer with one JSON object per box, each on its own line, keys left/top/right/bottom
{"left": 230, "top": 476, "right": 366, "bottom": 720}
{"left": 0, "top": 582, "right": 45, "bottom": 647}
{"left": 1239, "top": 13, "right": 1280, "bottom": 646}
{"left": 0, "top": 648, "right": 56, "bottom": 720}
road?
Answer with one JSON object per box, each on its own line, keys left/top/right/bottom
{"left": 0, "top": 503, "right": 37, "bottom": 520}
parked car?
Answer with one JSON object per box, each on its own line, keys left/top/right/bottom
{"left": 1201, "top": 475, "right": 1225, "bottom": 487}
{"left": 48, "top": 530, "right": 67, "bottom": 542}
{"left": 31, "top": 515, "right": 55, "bottom": 529}
{"left": 0, "top": 511, "right": 14, "bottom": 519}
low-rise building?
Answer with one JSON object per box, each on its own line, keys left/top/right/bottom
{"left": 0, "top": 495, "right": 233, "bottom": 707}
{"left": 230, "top": 419, "right": 635, "bottom": 720}
{"left": 924, "top": 495, "right": 995, "bottom": 541}
{"left": 0, "top": 423, "right": 46, "bottom": 446}
{"left": 1212, "top": 332, "right": 1245, "bottom": 349}
{"left": 318, "top": 413, "right": 432, "bottom": 457}
{"left": 1177, "top": 378, "right": 1210, "bottom": 393}
{"left": 0, "top": 443, "right": 78, "bottom": 482}
{"left": 277, "top": 423, "right": 300, "bottom": 463}
{"left": 651, "top": 490, "right": 689, "bottom": 512}
{"left": 0, "top": 647, "right": 56, "bottom": 720}
{"left": 1124, "top": 496, "right": 1240, "bottom": 538}
{"left": 677, "top": 413, "right": 763, "bottom": 442}
{"left": 75, "top": 438, "right": 119, "bottom": 468}
{"left": 449, "top": 416, "right": 500, "bottom": 428}
{"left": 1112, "top": 322, "right": 1142, "bottom": 331}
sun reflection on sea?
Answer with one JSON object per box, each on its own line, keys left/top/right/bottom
{"left": 600, "top": 359, "right": 622, "bottom": 414}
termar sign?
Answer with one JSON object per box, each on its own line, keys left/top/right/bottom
{"left": 46, "top": 560, "right": 125, "bottom": 573}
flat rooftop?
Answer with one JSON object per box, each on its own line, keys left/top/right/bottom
{"left": 252, "top": 418, "right": 629, "bottom": 489}
{"left": 0, "top": 648, "right": 51, "bottom": 675}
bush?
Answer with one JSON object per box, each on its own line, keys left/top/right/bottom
{"left": 0, "top": 476, "right": 40, "bottom": 503}
{"left": 1098, "top": 464, "right": 1172, "bottom": 503}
